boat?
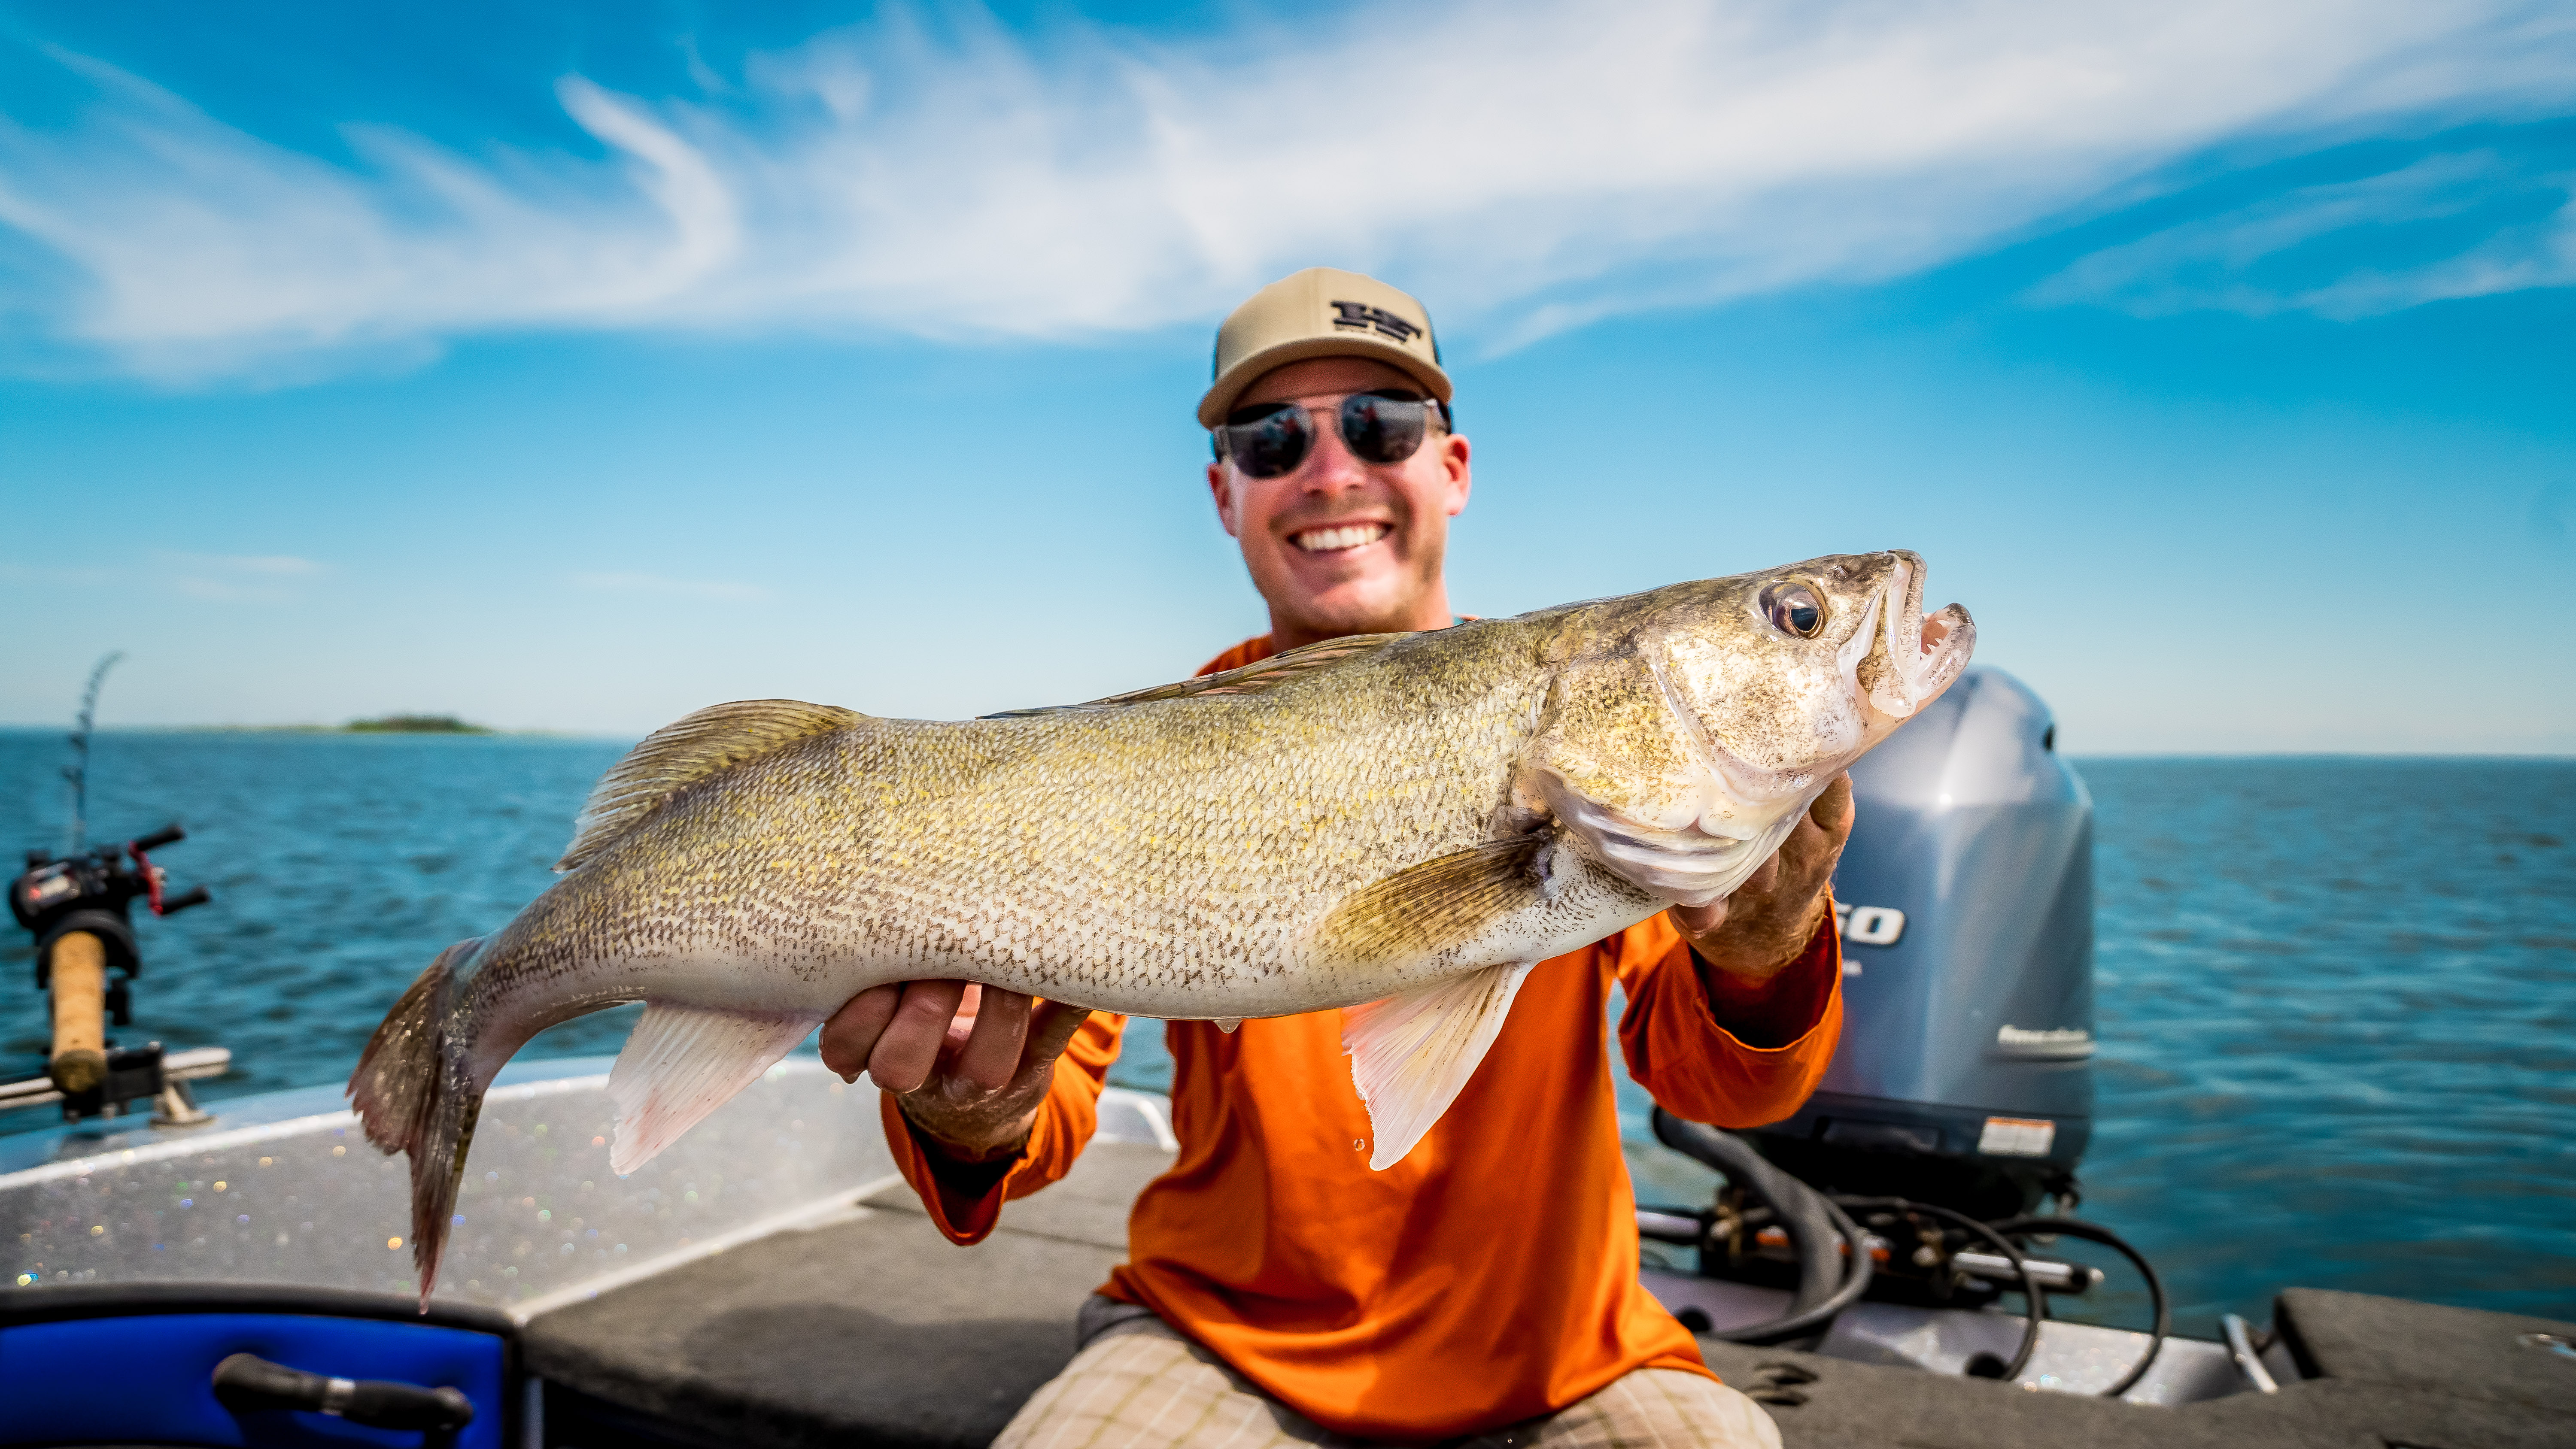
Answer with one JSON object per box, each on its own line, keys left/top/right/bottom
{"left": 5, "top": 669, "right": 2570, "bottom": 1446}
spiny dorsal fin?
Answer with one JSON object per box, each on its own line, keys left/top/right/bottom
{"left": 556, "top": 700, "right": 865, "bottom": 871}
{"left": 981, "top": 634, "right": 1403, "bottom": 719}
{"left": 1312, "top": 834, "right": 1554, "bottom": 965}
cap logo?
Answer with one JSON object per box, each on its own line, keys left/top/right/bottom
{"left": 1330, "top": 300, "right": 1424, "bottom": 345}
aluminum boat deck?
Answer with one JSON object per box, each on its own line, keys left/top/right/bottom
{"left": 4, "top": 1060, "right": 2569, "bottom": 1447}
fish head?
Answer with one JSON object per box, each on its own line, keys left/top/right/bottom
{"left": 1661, "top": 548, "right": 1976, "bottom": 779}
{"left": 1525, "top": 550, "right": 1974, "bottom": 906}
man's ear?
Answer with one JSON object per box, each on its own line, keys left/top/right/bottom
{"left": 1440, "top": 432, "right": 1473, "bottom": 518}
{"left": 1207, "top": 458, "right": 1241, "bottom": 538}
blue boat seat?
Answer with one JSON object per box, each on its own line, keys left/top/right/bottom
{"left": 0, "top": 1285, "right": 513, "bottom": 1449}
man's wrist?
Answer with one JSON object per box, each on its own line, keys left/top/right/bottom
{"left": 1685, "top": 895, "right": 1832, "bottom": 984}
{"left": 1690, "top": 911, "right": 1839, "bottom": 1049}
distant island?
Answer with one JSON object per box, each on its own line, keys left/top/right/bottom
{"left": 344, "top": 714, "right": 492, "bottom": 734}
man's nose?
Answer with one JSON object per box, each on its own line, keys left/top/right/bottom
{"left": 1298, "top": 412, "right": 1369, "bottom": 490}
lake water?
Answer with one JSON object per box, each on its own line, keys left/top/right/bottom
{"left": 4, "top": 731, "right": 2569, "bottom": 1334}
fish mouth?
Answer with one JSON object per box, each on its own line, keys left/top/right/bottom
{"left": 1850, "top": 550, "right": 1975, "bottom": 721}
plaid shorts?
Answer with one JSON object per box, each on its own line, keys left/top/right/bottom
{"left": 993, "top": 1300, "right": 1783, "bottom": 1449}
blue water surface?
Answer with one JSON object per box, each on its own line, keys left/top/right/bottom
{"left": 3, "top": 732, "right": 2569, "bottom": 1331}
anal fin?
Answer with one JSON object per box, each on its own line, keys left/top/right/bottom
{"left": 1214, "top": 1018, "right": 1241, "bottom": 1034}
{"left": 1342, "top": 961, "right": 1536, "bottom": 1171}
{"left": 608, "top": 1002, "right": 825, "bottom": 1175}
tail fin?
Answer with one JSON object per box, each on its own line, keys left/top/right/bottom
{"left": 348, "top": 937, "right": 485, "bottom": 1309}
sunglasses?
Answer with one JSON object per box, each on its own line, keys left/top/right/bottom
{"left": 1214, "top": 390, "right": 1449, "bottom": 479}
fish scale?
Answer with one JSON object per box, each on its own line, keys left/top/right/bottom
{"left": 349, "top": 550, "right": 1975, "bottom": 1300}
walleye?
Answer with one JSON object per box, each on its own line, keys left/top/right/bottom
{"left": 353, "top": 551, "right": 1971, "bottom": 1297}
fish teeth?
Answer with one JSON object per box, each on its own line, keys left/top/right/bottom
{"left": 1292, "top": 523, "right": 1391, "bottom": 553}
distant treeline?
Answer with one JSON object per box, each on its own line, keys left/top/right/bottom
{"left": 345, "top": 715, "right": 490, "bottom": 734}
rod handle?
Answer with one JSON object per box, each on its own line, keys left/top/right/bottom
{"left": 47, "top": 931, "right": 107, "bottom": 1094}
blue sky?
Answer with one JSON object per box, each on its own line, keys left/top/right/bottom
{"left": 1, "top": 1, "right": 2571, "bottom": 753}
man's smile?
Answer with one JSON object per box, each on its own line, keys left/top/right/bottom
{"left": 1289, "top": 522, "right": 1394, "bottom": 554}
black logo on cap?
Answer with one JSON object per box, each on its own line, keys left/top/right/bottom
{"left": 1331, "top": 301, "right": 1424, "bottom": 345}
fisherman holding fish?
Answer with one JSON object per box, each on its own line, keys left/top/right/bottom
{"left": 820, "top": 270, "right": 1858, "bottom": 1448}
{"left": 358, "top": 270, "right": 1969, "bottom": 1443}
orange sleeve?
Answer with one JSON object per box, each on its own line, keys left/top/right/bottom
{"left": 1614, "top": 908, "right": 1843, "bottom": 1129}
{"left": 878, "top": 1010, "right": 1127, "bottom": 1245}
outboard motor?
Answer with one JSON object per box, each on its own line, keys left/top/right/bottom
{"left": 1750, "top": 666, "right": 2093, "bottom": 1219}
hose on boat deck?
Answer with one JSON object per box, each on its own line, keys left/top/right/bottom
{"left": 1830, "top": 1196, "right": 2047, "bottom": 1384}
{"left": 1988, "top": 1214, "right": 2170, "bottom": 1398}
{"left": 1650, "top": 1109, "right": 1874, "bottom": 1345}
{"left": 1647, "top": 1112, "right": 2170, "bottom": 1395}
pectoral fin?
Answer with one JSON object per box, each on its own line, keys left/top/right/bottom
{"left": 607, "top": 1002, "right": 826, "bottom": 1175}
{"left": 1314, "top": 834, "right": 1554, "bottom": 965}
{"left": 1342, "top": 960, "right": 1537, "bottom": 1171}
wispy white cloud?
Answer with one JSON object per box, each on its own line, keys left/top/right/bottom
{"left": 0, "top": 560, "right": 123, "bottom": 587}
{"left": 158, "top": 551, "right": 327, "bottom": 576}
{"left": 0, "top": 1, "right": 2571, "bottom": 378}
{"left": 151, "top": 550, "right": 329, "bottom": 601}
{"left": 571, "top": 571, "right": 776, "bottom": 603}
{"left": 1, "top": 551, "right": 328, "bottom": 600}
{"left": 2029, "top": 151, "right": 2576, "bottom": 317}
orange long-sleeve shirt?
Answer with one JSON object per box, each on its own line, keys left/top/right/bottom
{"left": 882, "top": 634, "right": 1844, "bottom": 1440}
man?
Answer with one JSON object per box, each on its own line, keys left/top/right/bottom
{"left": 818, "top": 268, "right": 1852, "bottom": 1447}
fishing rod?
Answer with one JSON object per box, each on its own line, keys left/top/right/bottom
{"left": 4, "top": 655, "right": 223, "bottom": 1124}
{"left": 62, "top": 651, "right": 120, "bottom": 855}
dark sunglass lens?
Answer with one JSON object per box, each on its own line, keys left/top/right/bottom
{"left": 1340, "top": 391, "right": 1428, "bottom": 464}
{"left": 1225, "top": 404, "right": 1312, "bottom": 479}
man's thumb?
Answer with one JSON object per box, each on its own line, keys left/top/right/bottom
{"left": 1028, "top": 998, "right": 1095, "bottom": 1060}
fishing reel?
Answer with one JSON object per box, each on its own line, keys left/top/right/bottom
{"left": 9, "top": 823, "right": 212, "bottom": 1118}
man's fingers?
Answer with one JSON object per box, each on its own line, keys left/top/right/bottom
{"left": 1670, "top": 896, "right": 1728, "bottom": 939}
{"left": 1769, "top": 775, "right": 1855, "bottom": 885}
{"left": 954, "top": 987, "right": 1032, "bottom": 1091}
{"left": 1738, "top": 851, "right": 1783, "bottom": 899}
{"left": 1812, "top": 773, "right": 1856, "bottom": 841}
{"left": 818, "top": 983, "right": 902, "bottom": 1081}
{"left": 866, "top": 979, "right": 968, "bottom": 1094}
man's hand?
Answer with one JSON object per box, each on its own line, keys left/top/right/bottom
{"left": 1671, "top": 774, "right": 1855, "bottom": 983}
{"left": 817, "top": 981, "right": 1093, "bottom": 1162}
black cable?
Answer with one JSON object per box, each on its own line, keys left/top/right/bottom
{"left": 1834, "top": 1196, "right": 2047, "bottom": 1383}
{"left": 1989, "top": 1214, "right": 2169, "bottom": 1399}
{"left": 1710, "top": 1189, "right": 1873, "bottom": 1344}
{"left": 1655, "top": 1113, "right": 1838, "bottom": 1315}
{"left": 1651, "top": 1109, "right": 1873, "bottom": 1345}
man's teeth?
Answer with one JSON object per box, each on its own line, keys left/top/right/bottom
{"left": 1292, "top": 524, "right": 1392, "bottom": 553}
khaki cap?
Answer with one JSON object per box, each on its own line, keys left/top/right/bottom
{"left": 1198, "top": 267, "right": 1450, "bottom": 428}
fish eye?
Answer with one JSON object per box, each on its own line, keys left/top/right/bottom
{"left": 1761, "top": 582, "right": 1826, "bottom": 639}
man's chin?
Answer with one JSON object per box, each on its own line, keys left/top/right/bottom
{"left": 1278, "top": 591, "right": 1422, "bottom": 640}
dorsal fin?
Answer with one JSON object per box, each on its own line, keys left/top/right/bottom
{"left": 981, "top": 634, "right": 1403, "bottom": 719}
{"left": 556, "top": 700, "right": 865, "bottom": 871}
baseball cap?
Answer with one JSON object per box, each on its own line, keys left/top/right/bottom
{"left": 1197, "top": 267, "right": 1450, "bottom": 429}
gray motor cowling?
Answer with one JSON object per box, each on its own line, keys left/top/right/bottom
{"left": 1747, "top": 665, "right": 2094, "bottom": 1218}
